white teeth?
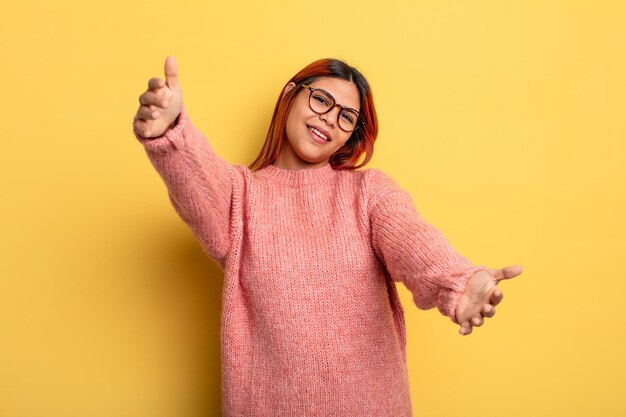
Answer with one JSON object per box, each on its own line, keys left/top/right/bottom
{"left": 309, "top": 126, "right": 328, "bottom": 141}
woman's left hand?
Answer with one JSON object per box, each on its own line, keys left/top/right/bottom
{"left": 454, "top": 265, "right": 523, "bottom": 336}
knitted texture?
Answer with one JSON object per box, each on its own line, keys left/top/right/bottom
{"left": 133, "top": 106, "right": 486, "bottom": 416}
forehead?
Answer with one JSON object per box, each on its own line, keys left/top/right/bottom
{"left": 308, "top": 77, "right": 361, "bottom": 111}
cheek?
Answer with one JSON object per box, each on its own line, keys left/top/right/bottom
{"left": 286, "top": 105, "right": 301, "bottom": 125}
{"left": 285, "top": 106, "right": 312, "bottom": 138}
{"left": 337, "top": 133, "right": 353, "bottom": 147}
{"left": 284, "top": 113, "right": 300, "bottom": 142}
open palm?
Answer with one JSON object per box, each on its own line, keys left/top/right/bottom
{"left": 455, "top": 265, "right": 523, "bottom": 336}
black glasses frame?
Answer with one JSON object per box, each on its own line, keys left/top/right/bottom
{"left": 301, "top": 84, "right": 364, "bottom": 132}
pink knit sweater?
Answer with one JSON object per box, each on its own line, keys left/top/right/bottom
{"left": 133, "top": 106, "right": 486, "bottom": 416}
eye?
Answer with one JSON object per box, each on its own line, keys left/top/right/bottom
{"left": 314, "top": 95, "right": 328, "bottom": 106}
{"left": 341, "top": 112, "right": 354, "bottom": 123}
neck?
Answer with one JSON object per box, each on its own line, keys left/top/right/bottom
{"left": 272, "top": 160, "right": 330, "bottom": 170}
{"left": 261, "top": 163, "right": 335, "bottom": 187}
{"left": 273, "top": 141, "right": 331, "bottom": 170}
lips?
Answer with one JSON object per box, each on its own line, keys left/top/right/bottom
{"left": 307, "top": 125, "right": 331, "bottom": 142}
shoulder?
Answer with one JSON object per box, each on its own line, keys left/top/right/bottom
{"left": 357, "top": 167, "right": 410, "bottom": 209}
{"left": 361, "top": 167, "right": 400, "bottom": 188}
{"left": 343, "top": 167, "right": 398, "bottom": 188}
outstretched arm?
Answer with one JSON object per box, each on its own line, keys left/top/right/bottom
{"left": 368, "top": 170, "right": 523, "bottom": 335}
{"left": 132, "top": 56, "right": 236, "bottom": 266}
{"left": 369, "top": 170, "right": 522, "bottom": 335}
{"left": 370, "top": 185, "right": 487, "bottom": 324}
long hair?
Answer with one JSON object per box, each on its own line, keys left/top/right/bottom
{"left": 248, "top": 58, "right": 378, "bottom": 172}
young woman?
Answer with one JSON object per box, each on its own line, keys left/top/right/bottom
{"left": 132, "top": 56, "right": 522, "bottom": 416}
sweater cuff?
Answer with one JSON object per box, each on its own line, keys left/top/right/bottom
{"left": 132, "top": 105, "right": 190, "bottom": 153}
{"left": 438, "top": 264, "right": 488, "bottom": 324}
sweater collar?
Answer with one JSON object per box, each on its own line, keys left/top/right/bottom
{"left": 259, "top": 163, "right": 335, "bottom": 187}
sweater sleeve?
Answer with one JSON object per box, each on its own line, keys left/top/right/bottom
{"left": 367, "top": 170, "right": 487, "bottom": 324}
{"left": 133, "top": 105, "right": 236, "bottom": 266}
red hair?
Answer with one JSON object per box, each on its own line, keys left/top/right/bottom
{"left": 248, "top": 58, "right": 378, "bottom": 172}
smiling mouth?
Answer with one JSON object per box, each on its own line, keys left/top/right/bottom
{"left": 307, "top": 125, "right": 330, "bottom": 142}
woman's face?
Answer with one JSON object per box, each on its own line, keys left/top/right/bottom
{"left": 275, "top": 76, "right": 361, "bottom": 170}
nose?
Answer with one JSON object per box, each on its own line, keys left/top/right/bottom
{"left": 320, "top": 105, "right": 342, "bottom": 127}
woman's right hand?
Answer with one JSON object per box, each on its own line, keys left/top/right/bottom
{"left": 133, "top": 55, "right": 183, "bottom": 139}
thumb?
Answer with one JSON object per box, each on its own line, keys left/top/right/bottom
{"left": 488, "top": 265, "right": 523, "bottom": 282}
{"left": 164, "top": 55, "right": 179, "bottom": 88}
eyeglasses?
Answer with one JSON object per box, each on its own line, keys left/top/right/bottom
{"left": 301, "top": 84, "right": 364, "bottom": 132}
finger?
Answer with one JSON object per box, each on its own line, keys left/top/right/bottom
{"left": 459, "top": 321, "right": 473, "bottom": 336}
{"left": 490, "top": 288, "right": 503, "bottom": 306}
{"left": 139, "top": 91, "right": 169, "bottom": 108}
{"left": 148, "top": 77, "right": 165, "bottom": 91}
{"left": 164, "top": 55, "right": 179, "bottom": 88}
{"left": 133, "top": 120, "right": 151, "bottom": 138}
{"left": 488, "top": 265, "right": 523, "bottom": 282}
{"left": 482, "top": 304, "right": 496, "bottom": 318}
{"left": 137, "top": 105, "right": 160, "bottom": 120}
{"left": 471, "top": 316, "right": 483, "bottom": 327}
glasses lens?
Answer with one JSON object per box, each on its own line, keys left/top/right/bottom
{"left": 308, "top": 87, "right": 360, "bottom": 132}
{"left": 309, "top": 89, "right": 333, "bottom": 114}
{"left": 338, "top": 109, "right": 359, "bottom": 132}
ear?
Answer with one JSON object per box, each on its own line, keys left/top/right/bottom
{"left": 282, "top": 82, "right": 296, "bottom": 98}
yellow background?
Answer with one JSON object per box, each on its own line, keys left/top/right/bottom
{"left": 1, "top": 0, "right": 624, "bottom": 416}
